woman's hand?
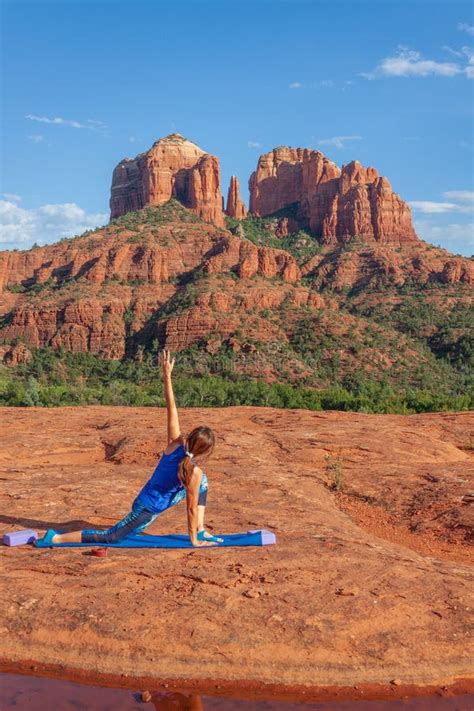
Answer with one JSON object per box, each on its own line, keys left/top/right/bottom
{"left": 160, "top": 348, "right": 180, "bottom": 442}
{"left": 160, "top": 349, "right": 175, "bottom": 378}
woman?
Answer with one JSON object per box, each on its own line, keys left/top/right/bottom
{"left": 39, "top": 350, "right": 222, "bottom": 547}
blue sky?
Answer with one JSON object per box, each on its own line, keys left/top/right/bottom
{"left": 1, "top": 0, "right": 473, "bottom": 255}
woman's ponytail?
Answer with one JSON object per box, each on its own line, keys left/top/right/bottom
{"left": 177, "top": 426, "right": 215, "bottom": 488}
{"left": 178, "top": 450, "right": 196, "bottom": 487}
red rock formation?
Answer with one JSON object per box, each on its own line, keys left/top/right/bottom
{"left": 201, "top": 235, "right": 300, "bottom": 283}
{"left": 275, "top": 217, "right": 300, "bottom": 237}
{"left": 1, "top": 299, "right": 128, "bottom": 359}
{"left": 0, "top": 206, "right": 304, "bottom": 358}
{"left": 2, "top": 342, "right": 32, "bottom": 365}
{"left": 249, "top": 148, "right": 418, "bottom": 245}
{"left": 440, "top": 259, "right": 473, "bottom": 284}
{"left": 302, "top": 241, "right": 474, "bottom": 292}
{"left": 225, "top": 176, "right": 248, "bottom": 219}
{"left": 110, "top": 134, "right": 225, "bottom": 226}
{"left": 0, "top": 236, "right": 171, "bottom": 292}
{"left": 0, "top": 199, "right": 471, "bottom": 363}
{"left": 186, "top": 154, "right": 225, "bottom": 226}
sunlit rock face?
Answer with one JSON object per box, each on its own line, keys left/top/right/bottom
{"left": 110, "top": 133, "right": 225, "bottom": 226}
{"left": 249, "top": 147, "right": 418, "bottom": 245}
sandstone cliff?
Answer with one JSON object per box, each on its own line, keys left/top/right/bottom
{"left": 0, "top": 202, "right": 304, "bottom": 360}
{"left": 249, "top": 147, "right": 418, "bottom": 244}
{"left": 110, "top": 134, "right": 225, "bottom": 226}
{"left": 225, "top": 175, "right": 247, "bottom": 219}
{"left": 0, "top": 199, "right": 471, "bottom": 399}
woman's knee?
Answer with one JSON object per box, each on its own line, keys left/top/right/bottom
{"left": 81, "top": 507, "right": 154, "bottom": 544}
{"left": 102, "top": 528, "right": 126, "bottom": 543}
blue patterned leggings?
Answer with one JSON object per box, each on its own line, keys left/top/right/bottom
{"left": 81, "top": 473, "right": 208, "bottom": 544}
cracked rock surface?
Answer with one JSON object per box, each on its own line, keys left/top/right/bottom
{"left": 0, "top": 406, "right": 473, "bottom": 687}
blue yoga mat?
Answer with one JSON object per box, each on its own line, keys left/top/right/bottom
{"left": 35, "top": 529, "right": 276, "bottom": 549}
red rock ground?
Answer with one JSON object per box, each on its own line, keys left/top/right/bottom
{"left": 0, "top": 407, "right": 473, "bottom": 692}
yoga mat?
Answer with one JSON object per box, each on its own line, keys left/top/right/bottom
{"left": 35, "top": 529, "right": 276, "bottom": 549}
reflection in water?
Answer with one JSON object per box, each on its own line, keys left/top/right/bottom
{"left": 0, "top": 673, "right": 473, "bottom": 711}
{"left": 149, "top": 690, "right": 474, "bottom": 711}
{"left": 151, "top": 691, "right": 203, "bottom": 711}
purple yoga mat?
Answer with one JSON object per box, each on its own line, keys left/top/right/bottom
{"left": 3, "top": 529, "right": 38, "bottom": 546}
{"left": 248, "top": 529, "right": 276, "bottom": 545}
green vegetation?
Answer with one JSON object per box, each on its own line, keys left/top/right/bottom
{"left": 347, "top": 293, "right": 473, "bottom": 392}
{"left": 6, "top": 278, "right": 58, "bottom": 294}
{"left": 287, "top": 309, "right": 466, "bottom": 395}
{"left": 226, "top": 214, "right": 323, "bottom": 265}
{"left": 0, "top": 347, "right": 471, "bottom": 413}
{"left": 6, "top": 283, "right": 27, "bottom": 293}
{"left": 349, "top": 295, "right": 472, "bottom": 354}
{"left": 110, "top": 199, "right": 202, "bottom": 232}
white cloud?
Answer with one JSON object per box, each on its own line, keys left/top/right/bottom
{"left": 247, "top": 141, "right": 261, "bottom": 148}
{"left": 26, "top": 114, "right": 87, "bottom": 129}
{"left": 341, "top": 80, "right": 354, "bottom": 93}
{"left": 129, "top": 136, "right": 142, "bottom": 143}
{"left": 25, "top": 114, "right": 107, "bottom": 130}
{"left": 87, "top": 119, "right": 107, "bottom": 128}
{"left": 443, "top": 190, "right": 474, "bottom": 202}
{"left": 458, "top": 22, "right": 474, "bottom": 36}
{"left": 1, "top": 193, "right": 21, "bottom": 202}
{"left": 409, "top": 201, "right": 462, "bottom": 214}
{"left": 415, "top": 220, "right": 474, "bottom": 256}
{"left": 289, "top": 80, "right": 335, "bottom": 89}
{"left": 462, "top": 46, "right": 474, "bottom": 76}
{"left": 318, "top": 135, "right": 362, "bottom": 149}
{"left": 443, "top": 45, "right": 464, "bottom": 58}
{"left": 28, "top": 134, "right": 45, "bottom": 143}
{"left": 361, "top": 46, "right": 474, "bottom": 79}
{"left": 382, "top": 48, "right": 459, "bottom": 77}
{"left": 410, "top": 193, "right": 474, "bottom": 214}
{"left": 0, "top": 199, "right": 107, "bottom": 250}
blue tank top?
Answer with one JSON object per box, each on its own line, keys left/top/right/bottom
{"left": 134, "top": 444, "right": 186, "bottom": 513}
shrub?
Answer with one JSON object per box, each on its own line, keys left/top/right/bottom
{"left": 324, "top": 454, "right": 344, "bottom": 491}
{"left": 23, "top": 376, "right": 41, "bottom": 407}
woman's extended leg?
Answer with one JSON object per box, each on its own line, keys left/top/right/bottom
{"left": 52, "top": 530, "right": 82, "bottom": 544}
{"left": 52, "top": 503, "right": 157, "bottom": 544}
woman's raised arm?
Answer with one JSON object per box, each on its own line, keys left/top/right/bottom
{"left": 160, "top": 349, "right": 181, "bottom": 443}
